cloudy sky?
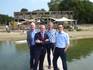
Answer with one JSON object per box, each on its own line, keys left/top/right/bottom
{"left": 0, "top": 0, "right": 93, "bottom": 16}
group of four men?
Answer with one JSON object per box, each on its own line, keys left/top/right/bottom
{"left": 27, "top": 22, "right": 70, "bottom": 70}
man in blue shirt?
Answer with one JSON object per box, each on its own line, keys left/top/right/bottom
{"left": 27, "top": 22, "right": 37, "bottom": 70}
{"left": 53, "top": 24, "right": 70, "bottom": 70}
{"left": 46, "top": 22, "right": 56, "bottom": 69}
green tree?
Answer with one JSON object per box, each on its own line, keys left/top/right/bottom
{"left": 48, "top": 0, "right": 62, "bottom": 11}
{"left": 0, "top": 14, "right": 13, "bottom": 25}
{"left": 21, "top": 8, "right": 28, "bottom": 12}
{"left": 48, "top": 0, "right": 93, "bottom": 23}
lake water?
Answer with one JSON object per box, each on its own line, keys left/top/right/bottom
{"left": 0, "top": 38, "right": 93, "bottom": 70}
{"left": 68, "top": 53, "right": 93, "bottom": 70}
{"left": 0, "top": 41, "right": 29, "bottom": 70}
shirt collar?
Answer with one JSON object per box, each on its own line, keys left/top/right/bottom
{"left": 41, "top": 31, "right": 45, "bottom": 33}
{"left": 48, "top": 29, "right": 54, "bottom": 32}
{"left": 30, "top": 29, "right": 35, "bottom": 32}
{"left": 59, "top": 31, "right": 64, "bottom": 34}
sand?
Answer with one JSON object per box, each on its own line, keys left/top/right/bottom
{"left": 0, "top": 31, "right": 26, "bottom": 41}
{"left": 0, "top": 30, "right": 93, "bottom": 41}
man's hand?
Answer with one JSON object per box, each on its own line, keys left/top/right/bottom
{"left": 64, "top": 48, "right": 68, "bottom": 52}
{"left": 64, "top": 45, "right": 70, "bottom": 52}
{"left": 45, "top": 39, "right": 49, "bottom": 42}
{"left": 36, "top": 40, "right": 42, "bottom": 43}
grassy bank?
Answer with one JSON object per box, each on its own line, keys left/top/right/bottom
{"left": 67, "top": 38, "right": 93, "bottom": 62}
{"left": 15, "top": 38, "right": 93, "bottom": 62}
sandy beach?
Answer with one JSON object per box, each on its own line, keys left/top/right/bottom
{"left": 0, "top": 31, "right": 26, "bottom": 41}
{"left": 0, "top": 30, "right": 93, "bottom": 41}
{"left": 0, "top": 24, "right": 93, "bottom": 41}
{"left": 68, "top": 30, "right": 93, "bottom": 39}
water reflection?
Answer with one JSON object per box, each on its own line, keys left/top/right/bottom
{"left": 67, "top": 38, "right": 93, "bottom": 62}
{"left": 0, "top": 41, "right": 16, "bottom": 55}
{"left": 0, "top": 41, "right": 29, "bottom": 70}
{"left": 0, "top": 38, "right": 93, "bottom": 70}
{"left": 68, "top": 53, "right": 93, "bottom": 70}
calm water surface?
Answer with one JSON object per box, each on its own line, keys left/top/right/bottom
{"left": 0, "top": 41, "right": 29, "bottom": 70}
{"left": 0, "top": 38, "right": 93, "bottom": 70}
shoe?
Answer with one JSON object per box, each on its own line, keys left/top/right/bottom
{"left": 48, "top": 66, "right": 51, "bottom": 69}
{"left": 39, "top": 68, "right": 44, "bottom": 70}
{"left": 54, "top": 68, "right": 59, "bottom": 70}
{"left": 30, "top": 68, "right": 33, "bottom": 70}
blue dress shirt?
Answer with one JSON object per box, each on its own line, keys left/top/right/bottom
{"left": 55, "top": 31, "right": 70, "bottom": 48}
{"left": 30, "top": 30, "right": 37, "bottom": 45}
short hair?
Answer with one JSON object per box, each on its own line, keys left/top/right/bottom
{"left": 58, "top": 24, "right": 64, "bottom": 28}
{"left": 48, "top": 21, "right": 53, "bottom": 25}
{"left": 30, "top": 22, "right": 36, "bottom": 26}
{"left": 58, "top": 24, "right": 63, "bottom": 26}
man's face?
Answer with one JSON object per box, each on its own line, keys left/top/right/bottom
{"left": 58, "top": 25, "right": 63, "bottom": 31}
{"left": 30, "top": 22, "right": 35, "bottom": 30}
{"left": 40, "top": 25, "right": 46, "bottom": 32}
{"left": 48, "top": 22, "right": 53, "bottom": 29}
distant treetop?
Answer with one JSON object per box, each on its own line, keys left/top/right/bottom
{"left": 21, "top": 8, "right": 28, "bottom": 12}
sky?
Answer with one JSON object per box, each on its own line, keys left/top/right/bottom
{"left": 0, "top": 0, "right": 93, "bottom": 17}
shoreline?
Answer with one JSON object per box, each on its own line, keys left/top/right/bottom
{"left": 0, "top": 30, "right": 93, "bottom": 41}
{"left": 0, "top": 32, "right": 26, "bottom": 41}
{"left": 68, "top": 31, "right": 93, "bottom": 40}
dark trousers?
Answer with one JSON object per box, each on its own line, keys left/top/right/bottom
{"left": 46, "top": 43, "right": 55, "bottom": 66}
{"left": 33, "top": 47, "right": 46, "bottom": 70}
{"left": 29, "top": 45, "right": 35, "bottom": 69}
{"left": 53, "top": 47, "right": 67, "bottom": 70}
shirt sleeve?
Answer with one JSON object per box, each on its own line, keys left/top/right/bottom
{"left": 66, "top": 33, "right": 70, "bottom": 45}
{"left": 27, "top": 31, "right": 30, "bottom": 47}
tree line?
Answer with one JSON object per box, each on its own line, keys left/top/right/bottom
{"left": 0, "top": 14, "right": 13, "bottom": 25}
{"left": 48, "top": 0, "right": 93, "bottom": 24}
